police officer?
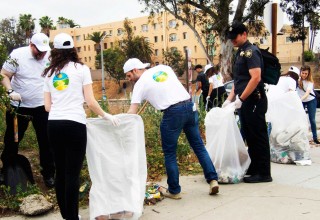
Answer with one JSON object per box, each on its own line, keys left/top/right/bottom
{"left": 222, "top": 22, "right": 272, "bottom": 183}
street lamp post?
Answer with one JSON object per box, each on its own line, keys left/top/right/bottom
{"left": 100, "top": 34, "right": 109, "bottom": 101}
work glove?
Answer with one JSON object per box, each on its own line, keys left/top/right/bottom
{"left": 206, "top": 96, "right": 210, "bottom": 101}
{"left": 222, "top": 99, "right": 231, "bottom": 108}
{"left": 103, "top": 112, "right": 120, "bottom": 126}
{"left": 235, "top": 95, "right": 243, "bottom": 109}
{"left": 9, "top": 91, "right": 22, "bottom": 101}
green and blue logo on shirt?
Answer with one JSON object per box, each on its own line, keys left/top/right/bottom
{"left": 153, "top": 71, "right": 168, "bottom": 82}
{"left": 53, "top": 72, "right": 69, "bottom": 91}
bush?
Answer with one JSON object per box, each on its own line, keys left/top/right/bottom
{"left": 304, "top": 51, "right": 315, "bottom": 62}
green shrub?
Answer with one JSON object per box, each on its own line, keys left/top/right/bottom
{"left": 304, "top": 50, "right": 315, "bottom": 62}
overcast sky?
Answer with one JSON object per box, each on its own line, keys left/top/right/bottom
{"left": 0, "top": 0, "right": 148, "bottom": 29}
{"left": 1, "top": 0, "right": 318, "bottom": 52}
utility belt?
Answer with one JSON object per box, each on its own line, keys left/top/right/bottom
{"left": 241, "top": 86, "right": 266, "bottom": 102}
{"left": 161, "top": 100, "right": 191, "bottom": 112}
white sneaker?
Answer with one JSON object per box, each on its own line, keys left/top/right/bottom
{"left": 78, "top": 215, "right": 81, "bottom": 220}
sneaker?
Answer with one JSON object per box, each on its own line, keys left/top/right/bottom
{"left": 209, "top": 180, "right": 219, "bottom": 195}
{"left": 158, "top": 187, "right": 182, "bottom": 200}
{"left": 243, "top": 174, "right": 272, "bottom": 183}
{"left": 314, "top": 139, "right": 320, "bottom": 144}
{"left": 78, "top": 215, "right": 81, "bottom": 220}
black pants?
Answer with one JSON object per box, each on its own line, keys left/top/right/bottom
{"left": 1, "top": 105, "right": 55, "bottom": 178}
{"left": 208, "top": 86, "right": 227, "bottom": 109}
{"left": 239, "top": 91, "right": 271, "bottom": 176}
{"left": 48, "top": 120, "right": 86, "bottom": 220}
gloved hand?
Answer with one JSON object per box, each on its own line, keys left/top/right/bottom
{"left": 235, "top": 95, "right": 243, "bottom": 109}
{"left": 222, "top": 99, "right": 231, "bottom": 108}
{"left": 206, "top": 96, "right": 210, "bottom": 101}
{"left": 9, "top": 91, "right": 22, "bottom": 101}
{"left": 103, "top": 112, "right": 120, "bottom": 126}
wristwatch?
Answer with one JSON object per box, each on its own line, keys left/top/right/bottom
{"left": 6, "top": 89, "right": 14, "bottom": 95}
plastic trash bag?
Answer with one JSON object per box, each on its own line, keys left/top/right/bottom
{"left": 205, "top": 104, "right": 251, "bottom": 183}
{"left": 267, "top": 90, "right": 310, "bottom": 164}
{"left": 86, "top": 114, "right": 147, "bottom": 220}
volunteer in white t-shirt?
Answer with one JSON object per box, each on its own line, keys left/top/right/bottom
{"left": 124, "top": 58, "right": 219, "bottom": 200}
{"left": 43, "top": 33, "right": 119, "bottom": 220}
{"left": 276, "top": 66, "right": 299, "bottom": 93}
{"left": 0, "top": 33, "right": 55, "bottom": 188}
{"left": 297, "top": 65, "right": 319, "bottom": 144}
{"left": 205, "top": 64, "right": 227, "bottom": 109}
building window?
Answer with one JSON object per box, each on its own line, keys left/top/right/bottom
{"left": 76, "top": 35, "right": 81, "bottom": 41}
{"left": 109, "top": 30, "right": 113, "bottom": 35}
{"left": 183, "top": 46, "right": 188, "bottom": 52}
{"left": 104, "top": 43, "right": 107, "bottom": 49}
{"left": 88, "top": 45, "right": 91, "bottom": 51}
{"left": 83, "top": 34, "right": 86, "bottom": 40}
{"left": 117, "top": 28, "right": 123, "bottom": 35}
{"left": 194, "top": 46, "right": 197, "bottom": 53}
{"left": 110, "top": 42, "right": 114, "bottom": 48}
{"left": 155, "top": 49, "right": 159, "bottom": 56}
{"left": 183, "top": 32, "right": 187, "bottom": 39}
{"left": 141, "top": 24, "right": 148, "bottom": 32}
{"left": 154, "top": 36, "right": 158, "bottom": 43}
{"left": 169, "top": 20, "right": 177, "bottom": 28}
{"left": 84, "top": 46, "right": 86, "bottom": 51}
{"left": 89, "top": 57, "right": 91, "bottom": 61}
{"left": 161, "top": 35, "right": 164, "bottom": 41}
{"left": 85, "top": 57, "right": 87, "bottom": 62}
{"left": 77, "top": 47, "right": 81, "bottom": 52}
{"left": 153, "top": 23, "right": 157, "bottom": 30}
{"left": 169, "top": 33, "right": 177, "bottom": 41}
{"left": 144, "top": 37, "right": 150, "bottom": 42}
{"left": 286, "top": 37, "right": 292, "bottom": 43}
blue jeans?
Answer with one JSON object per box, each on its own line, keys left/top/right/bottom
{"left": 160, "top": 101, "right": 218, "bottom": 194}
{"left": 303, "top": 98, "right": 318, "bottom": 140}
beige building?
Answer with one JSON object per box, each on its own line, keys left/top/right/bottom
{"left": 50, "top": 13, "right": 308, "bottom": 70}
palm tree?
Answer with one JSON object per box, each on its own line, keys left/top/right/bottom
{"left": 39, "top": 16, "right": 54, "bottom": 37}
{"left": 87, "top": 31, "right": 105, "bottom": 53}
{"left": 18, "top": 14, "right": 35, "bottom": 43}
{"left": 66, "top": 19, "right": 80, "bottom": 28}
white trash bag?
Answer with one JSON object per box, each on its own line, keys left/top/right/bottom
{"left": 86, "top": 114, "right": 147, "bottom": 220}
{"left": 205, "top": 104, "right": 251, "bottom": 183}
{"left": 267, "top": 90, "right": 311, "bottom": 164}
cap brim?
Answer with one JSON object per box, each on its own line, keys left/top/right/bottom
{"left": 36, "top": 45, "right": 51, "bottom": 52}
{"left": 227, "top": 32, "right": 238, "bottom": 40}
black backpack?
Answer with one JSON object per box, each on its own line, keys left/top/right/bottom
{"left": 255, "top": 45, "right": 281, "bottom": 85}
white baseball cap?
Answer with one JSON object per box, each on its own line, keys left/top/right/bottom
{"left": 54, "top": 33, "right": 74, "bottom": 49}
{"left": 288, "top": 66, "right": 300, "bottom": 76}
{"left": 123, "top": 58, "right": 150, "bottom": 73}
{"left": 30, "top": 33, "right": 51, "bottom": 52}
{"left": 204, "top": 64, "right": 213, "bottom": 74}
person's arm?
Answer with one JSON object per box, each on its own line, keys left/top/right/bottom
{"left": 44, "top": 92, "right": 51, "bottom": 112}
{"left": 301, "top": 88, "right": 312, "bottom": 101}
{"left": 239, "top": 67, "right": 261, "bottom": 101}
{"left": 83, "top": 84, "right": 107, "bottom": 117}
{"left": 127, "top": 103, "right": 139, "bottom": 114}
{"left": 0, "top": 69, "right": 14, "bottom": 90}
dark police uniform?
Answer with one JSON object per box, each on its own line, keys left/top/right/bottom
{"left": 233, "top": 40, "right": 271, "bottom": 177}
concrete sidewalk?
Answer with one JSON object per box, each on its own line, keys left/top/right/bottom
{"left": 3, "top": 146, "right": 320, "bottom": 220}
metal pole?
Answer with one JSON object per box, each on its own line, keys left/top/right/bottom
{"left": 272, "top": 3, "right": 277, "bottom": 56}
{"left": 100, "top": 34, "right": 107, "bottom": 100}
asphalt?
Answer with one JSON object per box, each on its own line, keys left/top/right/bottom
{"left": 2, "top": 111, "right": 320, "bottom": 220}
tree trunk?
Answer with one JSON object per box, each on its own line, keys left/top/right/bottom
{"left": 219, "top": 35, "right": 234, "bottom": 82}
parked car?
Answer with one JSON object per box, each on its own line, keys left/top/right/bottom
{"left": 223, "top": 80, "right": 234, "bottom": 96}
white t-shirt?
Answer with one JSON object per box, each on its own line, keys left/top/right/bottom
{"left": 131, "top": 65, "right": 190, "bottom": 110}
{"left": 2, "top": 46, "right": 50, "bottom": 107}
{"left": 297, "top": 80, "right": 315, "bottom": 102}
{"left": 44, "top": 62, "right": 93, "bottom": 124}
{"left": 276, "top": 76, "right": 296, "bottom": 92}
{"left": 208, "top": 72, "right": 224, "bottom": 88}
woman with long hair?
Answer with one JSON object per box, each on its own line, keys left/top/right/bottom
{"left": 297, "top": 65, "right": 319, "bottom": 144}
{"left": 43, "top": 33, "right": 119, "bottom": 220}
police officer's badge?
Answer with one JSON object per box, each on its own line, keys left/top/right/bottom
{"left": 245, "top": 49, "right": 252, "bottom": 58}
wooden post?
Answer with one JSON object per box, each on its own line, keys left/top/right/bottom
{"left": 272, "top": 3, "right": 277, "bottom": 56}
